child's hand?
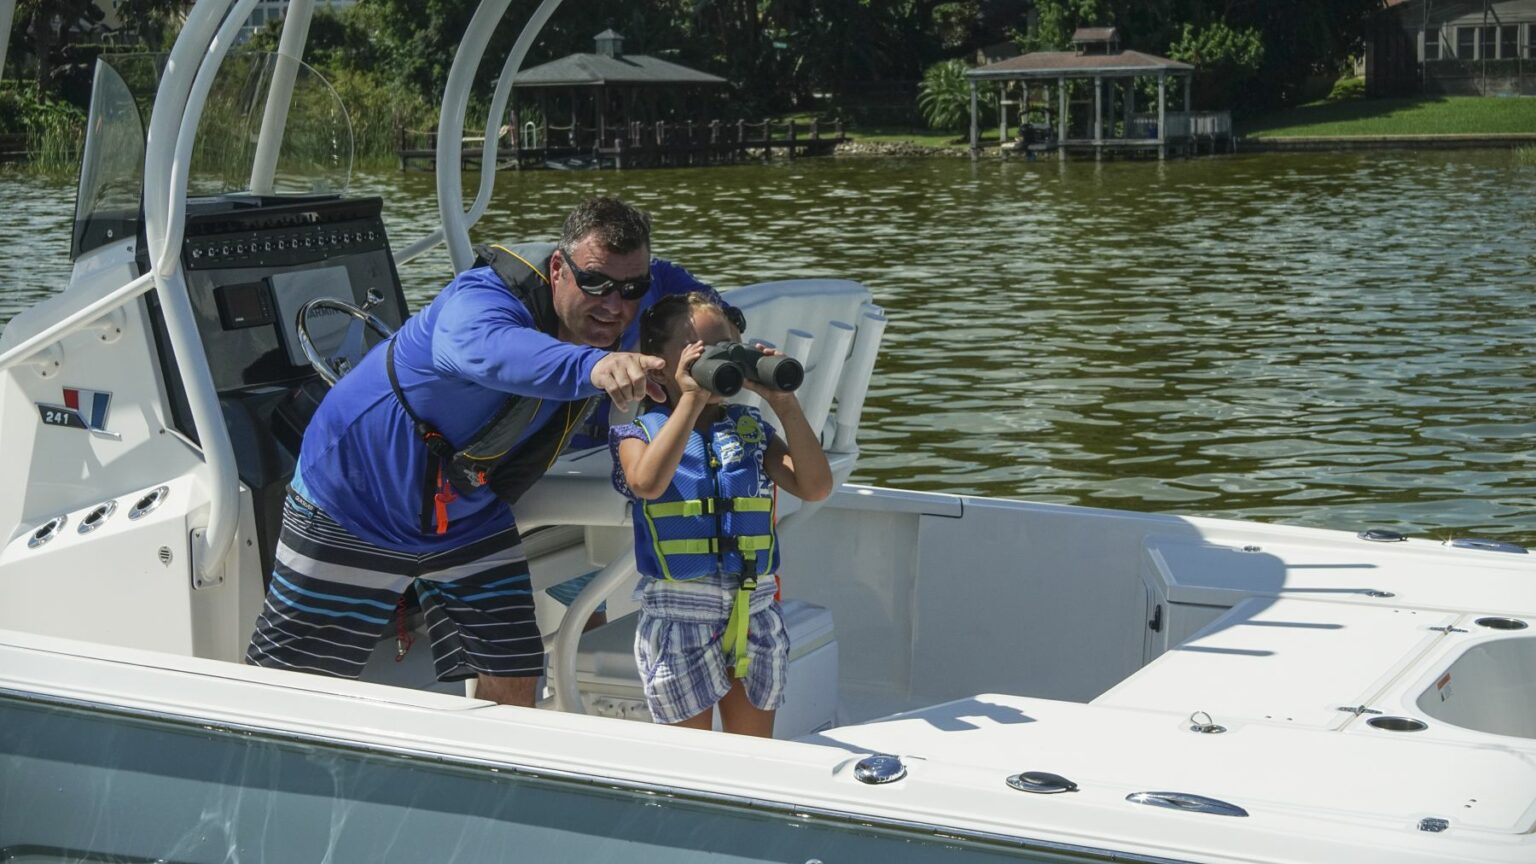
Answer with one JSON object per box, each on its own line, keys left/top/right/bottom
{"left": 675, "top": 340, "right": 706, "bottom": 397}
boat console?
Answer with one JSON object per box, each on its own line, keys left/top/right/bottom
{"left": 150, "top": 194, "right": 408, "bottom": 575}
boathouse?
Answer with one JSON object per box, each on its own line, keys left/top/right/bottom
{"left": 964, "top": 27, "right": 1231, "bottom": 158}
{"left": 507, "top": 30, "right": 737, "bottom": 167}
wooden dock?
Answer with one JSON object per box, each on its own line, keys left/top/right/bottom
{"left": 399, "top": 119, "right": 846, "bottom": 171}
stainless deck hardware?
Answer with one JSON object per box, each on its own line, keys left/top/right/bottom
{"left": 1361, "top": 589, "right": 1395, "bottom": 598}
{"left": 1428, "top": 625, "right": 1468, "bottom": 634}
{"left": 1474, "top": 616, "right": 1528, "bottom": 630}
{"left": 1006, "top": 771, "right": 1078, "bottom": 794}
{"left": 1418, "top": 817, "right": 1449, "bottom": 833}
{"left": 853, "top": 754, "right": 907, "bottom": 785}
{"left": 128, "top": 486, "right": 170, "bottom": 520}
{"left": 27, "top": 515, "right": 67, "bottom": 549}
{"left": 1447, "top": 538, "right": 1528, "bottom": 555}
{"left": 1366, "top": 716, "right": 1427, "bottom": 732}
{"left": 1126, "top": 792, "right": 1248, "bottom": 817}
{"left": 77, "top": 500, "right": 117, "bottom": 534}
{"left": 1358, "top": 528, "right": 1406, "bottom": 542}
{"left": 1188, "top": 711, "right": 1226, "bottom": 733}
{"left": 1337, "top": 705, "right": 1382, "bottom": 716}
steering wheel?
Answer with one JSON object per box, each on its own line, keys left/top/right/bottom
{"left": 296, "top": 294, "right": 394, "bottom": 387}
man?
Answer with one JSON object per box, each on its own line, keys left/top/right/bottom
{"left": 246, "top": 198, "right": 716, "bottom": 707}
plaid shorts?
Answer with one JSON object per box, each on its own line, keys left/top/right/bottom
{"left": 246, "top": 491, "right": 542, "bottom": 681}
{"left": 634, "top": 578, "right": 789, "bottom": 725}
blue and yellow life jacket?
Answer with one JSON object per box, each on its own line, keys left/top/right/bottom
{"left": 632, "top": 404, "right": 779, "bottom": 582}
{"left": 630, "top": 404, "right": 779, "bottom": 678}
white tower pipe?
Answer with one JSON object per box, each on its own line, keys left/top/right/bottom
{"left": 434, "top": 0, "right": 515, "bottom": 272}
{"left": 249, "top": 0, "right": 317, "bottom": 195}
{"left": 830, "top": 305, "right": 886, "bottom": 453}
{"left": 397, "top": 0, "right": 566, "bottom": 267}
{"left": 142, "top": 0, "right": 254, "bottom": 582}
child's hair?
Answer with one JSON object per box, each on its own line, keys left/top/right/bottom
{"left": 640, "top": 292, "right": 733, "bottom": 355}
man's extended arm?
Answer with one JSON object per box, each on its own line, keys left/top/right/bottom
{"left": 432, "top": 276, "right": 602, "bottom": 400}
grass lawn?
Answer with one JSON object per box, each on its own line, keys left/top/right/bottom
{"left": 1242, "top": 95, "right": 1536, "bottom": 138}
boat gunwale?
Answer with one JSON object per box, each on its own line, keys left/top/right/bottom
{"left": 0, "top": 683, "right": 1200, "bottom": 864}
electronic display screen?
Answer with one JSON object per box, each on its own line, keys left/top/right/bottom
{"left": 214, "top": 282, "right": 275, "bottom": 329}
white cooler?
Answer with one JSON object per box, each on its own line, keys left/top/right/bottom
{"left": 573, "top": 598, "right": 838, "bottom": 738}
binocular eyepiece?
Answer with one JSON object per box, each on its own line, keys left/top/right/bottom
{"left": 690, "top": 342, "right": 804, "bottom": 397}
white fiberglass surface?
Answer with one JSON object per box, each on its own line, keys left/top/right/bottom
{"left": 1417, "top": 633, "right": 1536, "bottom": 739}
{"left": 0, "top": 694, "right": 1083, "bottom": 864}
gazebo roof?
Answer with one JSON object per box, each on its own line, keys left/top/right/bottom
{"left": 1072, "top": 27, "right": 1120, "bottom": 43}
{"left": 514, "top": 52, "right": 727, "bottom": 88}
{"left": 966, "top": 49, "right": 1192, "bottom": 80}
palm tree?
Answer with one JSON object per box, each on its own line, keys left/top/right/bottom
{"left": 917, "top": 58, "right": 993, "bottom": 132}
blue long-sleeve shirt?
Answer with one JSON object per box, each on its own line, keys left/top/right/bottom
{"left": 295, "top": 257, "right": 721, "bottom": 553}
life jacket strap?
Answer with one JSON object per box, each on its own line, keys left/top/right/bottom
{"left": 654, "top": 535, "right": 774, "bottom": 556}
{"left": 388, "top": 338, "right": 464, "bottom": 534}
{"left": 722, "top": 567, "right": 758, "bottom": 679}
{"left": 644, "top": 497, "right": 773, "bottom": 519}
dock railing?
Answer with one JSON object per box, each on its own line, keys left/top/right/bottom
{"left": 1127, "top": 111, "right": 1232, "bottom": 143}
{"left": 402, "top": 117, "right": 845, "bottom": 169}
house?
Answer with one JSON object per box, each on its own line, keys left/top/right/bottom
{"left": 1366, "top": 0, "right": 1536, "bottom": 96}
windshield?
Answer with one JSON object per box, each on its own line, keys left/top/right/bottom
{"left": 0, "top": 694, "right": 1081, "bottom": 863}
{"left": 73, "top": 52, "right": 354, "bottom": 260}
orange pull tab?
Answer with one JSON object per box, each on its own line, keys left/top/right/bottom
{"left": 433, "top": 466, "right": 457, "bottom": 535}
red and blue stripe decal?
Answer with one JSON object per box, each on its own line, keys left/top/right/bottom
{"left": 62, "top": 388, "right": 111, "bottom": 429}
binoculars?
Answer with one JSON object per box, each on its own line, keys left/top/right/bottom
{"left": 690, "top": 342, "right": 804, "bottom": 397}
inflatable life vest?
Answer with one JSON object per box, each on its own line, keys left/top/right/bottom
{"left": 631, "top": 404, "right": 780, "bottom": 583}
{"left": 388, "top": 242, "right": 600, "bottom": 534}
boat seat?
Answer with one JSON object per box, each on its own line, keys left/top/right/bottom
{"left": 573, "top": 598, "right": 839, "bottom": 738}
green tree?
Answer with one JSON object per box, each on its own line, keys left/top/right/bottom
{"left": 1015, "top": 0, "right": 1382, "bottom": 111}
{"left": 917, "top": 57, "right": 993, "bottom": 132}
{"left": 1167, "top": 21, "right": 1263, "bottom": 110}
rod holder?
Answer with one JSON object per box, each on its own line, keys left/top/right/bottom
{"left": 831, "top": 304, "right": 887, "bottom": 452}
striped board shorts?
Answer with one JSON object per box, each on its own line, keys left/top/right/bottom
{"left": 246, "top": 491, "right": 542, "bottom": 681}
{"left": 634, "top": 578, "right": 789, "bottom": 725}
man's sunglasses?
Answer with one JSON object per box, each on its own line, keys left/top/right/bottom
{"left": 560, "top": 249, "right": 651, "bottom": 301}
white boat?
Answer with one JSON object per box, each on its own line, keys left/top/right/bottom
{"left": 1, "top": 2, "right": 1533, "bottom": 861}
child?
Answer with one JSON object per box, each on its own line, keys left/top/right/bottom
{"left": 610, "top": 293, "right": 833, "bottom": 736}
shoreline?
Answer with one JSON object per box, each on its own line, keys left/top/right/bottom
{"left": 840, "top": 133, "right": 1536, "bottom": 159}
{"left": 834, "top": 139, "right": 969, "bottom": 157}
{"left": 1240, "top": 133, "right": 1536, "bottom": 152}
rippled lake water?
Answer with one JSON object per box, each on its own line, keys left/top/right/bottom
{"left": 2, "top": 152, "right": 1532, "bottom": 545}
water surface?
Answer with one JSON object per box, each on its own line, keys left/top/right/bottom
{"left": 2, "top": 152, "right": 1532, "bottom": 545}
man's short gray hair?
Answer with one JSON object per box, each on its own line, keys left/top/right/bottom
{"left": 560, "top": 197, "right": 652, "bottom": 256}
